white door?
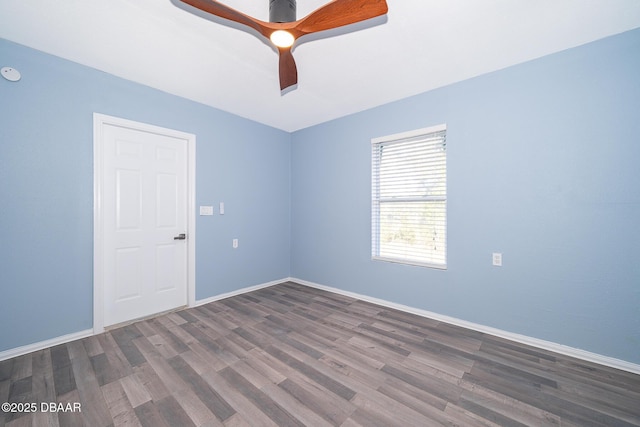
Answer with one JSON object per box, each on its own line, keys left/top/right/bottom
{"left": 97, "top": 117, "right": 190, "bottom": 328}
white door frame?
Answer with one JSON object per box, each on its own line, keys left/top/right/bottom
{"left": 93, "top": 113, "right": 196, "bottom": 334}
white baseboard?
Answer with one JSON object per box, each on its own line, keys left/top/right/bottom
{"left": 3, "top": 277, "right": 638, "bottom": 376}
{"left": 289, "top": 277, "right": 640, "bottom": 376}
{"left": 193, "top": 277, "right": 290, "bottom": 307}
{"left": 0, "top": 278, "right": 289, "bottom": 362}
{"left": 0, "top": 329, "right": 93, "bottom": 362}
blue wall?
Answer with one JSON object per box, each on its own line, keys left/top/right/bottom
{"left": 0, "top": 38, "right": 291, "bottom": 353}
{"left": 291, "top": 29, "right": 640, "bottom": 364}
{"left": 2, "top": 28, "right": 640, "bottom": 365}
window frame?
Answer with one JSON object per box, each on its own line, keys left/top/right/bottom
{"left": 371, "top": 124, "right": 447, "bottom": 269}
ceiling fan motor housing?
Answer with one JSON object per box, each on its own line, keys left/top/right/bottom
{"left": 270, "top": 0, "right": 296, "bottom": 23}
{"left": 178, "top": 0, "right": 388, "bottom": 91}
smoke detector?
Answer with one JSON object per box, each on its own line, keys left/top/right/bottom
{"left": 1, "top": 67, "right": 21, "bottom": 82}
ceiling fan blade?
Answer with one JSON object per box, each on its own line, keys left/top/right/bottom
{"left": 179, "top": 0, "right": 273, "bottom": 38}
{"left": 296, "top": 0, "right": 388, "bottom": 36}
{"left": 278, "top": 47, "right": 298, "bottom": 91}
{"left": 178, "top": 0, "right": 387, "bottom": 91}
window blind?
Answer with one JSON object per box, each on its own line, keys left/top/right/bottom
{"left": 372, "top": 125, "right": 447, "bottom": 268}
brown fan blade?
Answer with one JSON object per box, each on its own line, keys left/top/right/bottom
{"left": 179, "top": 0, "right": 275, "bottom": 39}
{"left": 295, "top": 0, "right": 388, "bottom": 36}
{"left": 178, "top": 0, "right": 388, "bottom": 91}
{"left": 278, "top": 47, "right": 298, "bottom": 91}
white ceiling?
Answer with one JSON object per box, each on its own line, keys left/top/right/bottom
{"left": 2, "top": 0, "right": 640, "bottom": 132}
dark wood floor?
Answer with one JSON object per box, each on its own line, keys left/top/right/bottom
{"left": 1, "top": 282, "right": 639, "bottom": 427}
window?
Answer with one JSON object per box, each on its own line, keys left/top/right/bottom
{"left": 372, "top": 124, "right": 447, "bottom": 268}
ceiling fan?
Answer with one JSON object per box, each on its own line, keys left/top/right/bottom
{"left": 178, "top": 0, "right": 388, "bottom": 91}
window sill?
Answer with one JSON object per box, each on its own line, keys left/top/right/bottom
{"left": 372, "top": 256, "right": 447, "bottom": 270}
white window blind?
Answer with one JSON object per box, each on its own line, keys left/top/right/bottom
{"left": 372, "top": 124, "right": 447, "bottom": 268}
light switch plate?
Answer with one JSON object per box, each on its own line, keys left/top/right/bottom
{"left": 199, "top": 206, "right": 214, "bottom": 216}
{"left": 492, "top": 252, "right": 502, "bottom": 266}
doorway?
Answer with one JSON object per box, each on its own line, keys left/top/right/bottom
{"left": 94, "top": 113, "right": 195, "bottom": 332}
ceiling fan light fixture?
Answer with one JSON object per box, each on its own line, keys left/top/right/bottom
{"left": 178, "top": 0, "right": 388, "bottom": 90}
{"left": 270, "top": 30, "right": 295, "bottom": 48}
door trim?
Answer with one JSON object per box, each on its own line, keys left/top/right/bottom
{"left": 93, "top": 113, "right": 196, "bottom": 334}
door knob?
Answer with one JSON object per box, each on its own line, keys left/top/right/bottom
{"left": 174, "top": 233, "right": 186, "bottom": 240}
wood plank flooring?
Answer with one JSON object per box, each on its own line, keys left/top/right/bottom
{"left": 1, "top": 281, "right": 639, "bottom": 426}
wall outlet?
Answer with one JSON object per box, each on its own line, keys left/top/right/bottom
{"left": 233, "top": 239, "right": 238, "bottom": 249}
{"left": 492, "top": 252, "right": 503, "bottom": 266}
